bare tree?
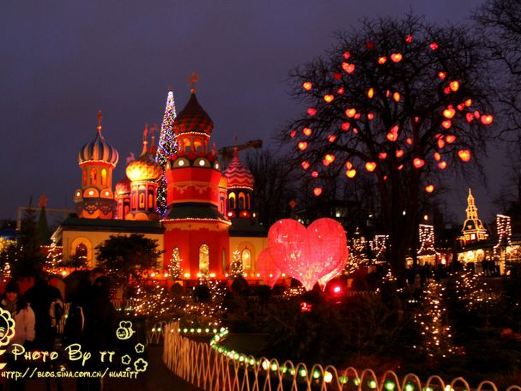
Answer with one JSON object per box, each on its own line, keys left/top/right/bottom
{"left": 283, "top": 16, "right": 494, "bottom": 280}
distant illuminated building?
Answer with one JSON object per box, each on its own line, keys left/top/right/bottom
{"left": 458, "top": 189, "right": 488, "bottom": 246}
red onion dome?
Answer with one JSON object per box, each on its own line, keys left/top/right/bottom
{"left": 173, "top": 93, "right": 214, "bottom": 136}
{"left": 224, "top": 150, "right": 254, "bottom": 189}
{"left": 115, "top": 176, "right": 131, "bottom": 195}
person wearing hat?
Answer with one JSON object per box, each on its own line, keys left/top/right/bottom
{"left": 1, "top": 280, "right": 35, "bottom": 346}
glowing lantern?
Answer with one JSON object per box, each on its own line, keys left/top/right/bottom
{"left": 346, "top": 169, "right": 357, "bottom": 178}
{"left": 396, "top": 149, "right": 404, "bottom": 158}
{"left": 323, "top": 154, "right": 335, "bottom": 166}
{"left": 390, "top": 53, "right": 403, "bottom": 63}
{"left": 313, "top": 187, "right": 323, "bottom": 196}
{"left": 386, "top": 125, "right": 399, "bottom": 142}
{"left": 449, "top": 81, "right": 460, "bottom": 92}
{"left": 474, "top": 110, "right": 481, "bottom": 119}
{"left": 457, "top": 103, "right": 465, "bottom": 111}
{"left": 367, "top": 88, "right": 375, "bottom": 98}
{"left": 405, "top": 34, "right": 413, "bottom": 44}
{"left": 446, "top": 134, "right": 457, "bottom": 144}
{"left": 268, "top": 218, "right": 348, "bottom": 291}
{"left": 365, "top": 162, "right": 377, "bottom": 172}
{"left": 367, "top": 113, "right": 375, "bottom": 120}
{"left": 303, "top": 82, "right": 313, "bottom": 91}
{"left": 333, "top": 72, "right": 342, "bottom": 80}
{"left": 307, "top": 107, "right": 317, "bottom": 116}
{"left": 345, "top": 108, "right": 356, "bottom": 118}
{"left": 481, "top": 115, "right": 494, "bottom": 125}
{"left": 298, "top": 141, "right": 308, "bottom": 151}
{"left": 413, "top": 158, "right": 425, "bottom": 169}
{"left": 311, "top": 171, "right": 319, "bottom": 178}
{"left": 353, "top": 128, "right": 359, "bottom": 134}
{"left": 290, "top": 130, "right": 297, "bottom": 138}
{"left": 393, "top": 92, "right": 401, "bottom": 102}
{"left": 341, "top": 122, "right": 350, "bottom": 131}
{"left": 438, "top": 161, "right": 447, "bottom": 170}
{"left": 303, "top": 127, "right": 312, "bottom": 136}
{"left": 434, "top": 152, "right": 441, "bottom": 161}
{"left": 441, "top": 120, "right": 452, "bottom": 129}
{"left": 343, "top": 51, "right": 351, "bottom": 60}
{"left": 443, "top": 87, "right": 451, "bottom": 95}
{"left": 406, "top": 137, "right": 413, "bottom": 145}
{"left": 397, "top": 164, "right": 404, "bottom": 170}
{"left": 443, "top": 107, "right": 456, "bottom": 119}
{"left": 458, "top": 149, "right": 472, "bottom": 162}
{"left": 324, "top": 94, "right": 334, "bottom": 103}
{"left": 425, "top": 184, "right": 435, "bottom": 193}
{"left": 378, "top": 56, "right": 387, "bottom": 64}
{"left": 337, "top": 87, "right": 345, "bottom": 95}
{"left": 301, "top": 161, "right": 310, "bottom": 170}
{"left": 328, "top": 134, "right": 337, "bottom": 143}
{"left": 465, "top": 99, "right": 472, "bottom": 107}
{"left": 466, "top": 113, "right": 474, "bottom": 123}
{"left": 256, "top": 249, "right": 280, "bottom": 288}
{"left": 437, "top": 138, "right": 445, "bottom": 149}
{"left": 342, "top": 62, "right": 355, "bottom": 74}
{"left": 438, "top": 71, "right": 447, "bottom": 80}
{"left": 430, "top": 42, "right": 439, "bottom": 50}
{"left": 378, "top": 152, "right": 388, "bottom": 160}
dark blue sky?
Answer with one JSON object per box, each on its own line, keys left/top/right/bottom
{"left": 0, "top": 0, "right": 504, "bottom": 224}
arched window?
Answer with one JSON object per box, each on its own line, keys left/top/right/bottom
{"left": 101, "top": 168, "right": 107, "bottom": 186}
{"left": 132, "top": 193, "right": 137, "bottom": 209}
{"left": 241, "top": 248, "right": 252, "bottom": 270}
{"left": 75, "top": 243, "right": 88, "bottom": 264}
{"left": 238, "top": 192, "right": 245, "bottom": 210}
{"left": 199, "top": 244, "right": 209, "bottom": 275}
{"left": 228, "top": 192, "right": 236, "bottom": 210}
{"left": 139, "top": 193, "right": 145, "bottom": 208}
{"left": 246, "top": 193, "right": 251, "bottom": 209}
{"left": 90, "top": 169, "right": 97, "bottom": 185}
{"left": 148, "top": 192, "right": 154, "bottom": 209}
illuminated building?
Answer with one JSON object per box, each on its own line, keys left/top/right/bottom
{"left": 458, "top": 188, "right": 489, "bottom": 246}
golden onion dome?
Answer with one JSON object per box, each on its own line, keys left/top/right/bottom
{"left": 78, "top": 111, "right": 119, "bottom": 167}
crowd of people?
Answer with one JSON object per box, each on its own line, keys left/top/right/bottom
{"left": 0, "top": 268, "right": 116, "bottom": 391}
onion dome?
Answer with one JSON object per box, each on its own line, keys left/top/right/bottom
{"left": 115, "top": 176, "right": 131, "bottom": 195}
{"left": 224, "top": 149, "right": 254, "bottom": 189}
{"left": 173, "top": 92, "right": 214, "bottom": 135}
{"left": 126, "top": 125, "right": 162, "bottom": 182}
{"left": 78, "top": 111, "right": 119, "bottom": 166}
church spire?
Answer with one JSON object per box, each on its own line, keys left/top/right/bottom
{"left": 459, "top": 188, "right": 488, "bottom": 246}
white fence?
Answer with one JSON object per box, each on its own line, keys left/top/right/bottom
{"left": 162, "top": 321, "right": 521, "bottom": 391}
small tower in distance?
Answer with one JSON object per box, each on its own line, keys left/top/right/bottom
{"left": 74, "top": 111, "right": 119, "bottom": 219}
{"left": 459, "top": 188, "right": 489, "bottom": 246}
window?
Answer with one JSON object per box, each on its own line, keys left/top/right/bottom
{"left": 199, "top": 244, "right": 209, "bottom": 275}
{"left": 228, "top": 192, "right": 236, "bottom": 210}
{"left": 90, "top": 169, "right": 97, "bottom": 185}
{"left": 238, "top": 192, "right": 245, "bottom": 210}
{"left": 75, "top": 243, "right": 88, "bottom": 264}
{"left": 101, "top": 168, "right": 107, "bottom": 186}
{"left": 139, "top": 193, "right": 145, "bottom": 208}
{"left": 148, "top": 191, "right": 154, "bottom": 209}
{"left": 246, "top": 193, "right": 251, "bottom": 209}
{"left": 241, "top": 248, "right": 252, "bottom": 270}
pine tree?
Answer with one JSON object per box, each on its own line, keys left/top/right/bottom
{"left": 168, "top": 248, "right": 181, "bottom": 279}
{"left": 230, "top": 250, "right": 243, "bottom": 278}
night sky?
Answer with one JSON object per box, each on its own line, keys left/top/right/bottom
{"left": 0, "top": 0, "right": 505, "bottom": 225}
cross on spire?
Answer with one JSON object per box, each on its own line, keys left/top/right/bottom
{"left": 189, "top": 72, "right": 199, "bottom": 93}
{"left": 97, "top": 110, "right": 103, "bottom": 133}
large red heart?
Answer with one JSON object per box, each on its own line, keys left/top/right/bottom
{"left": 267, "top": 218, "right": 348, "bottom": 290}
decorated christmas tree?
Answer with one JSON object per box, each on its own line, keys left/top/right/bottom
{"left": 230, "top": 250, "right": 243, "bottom": 278}
{"left": 156, "top": 90, "right": 177, "bottom": 217}
{"left": 168, "top": 248, "right": 181, "bottom": 279}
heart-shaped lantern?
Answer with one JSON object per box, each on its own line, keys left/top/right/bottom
{"left": 256, "top": 248, "right": 280, "bottom": 288}
{"left": 268, "top": 218, "right": 348, "bottom": 290}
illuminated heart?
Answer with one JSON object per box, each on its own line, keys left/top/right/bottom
{"left": 256, "top": 249, "right": 280, "bottom": 288}
{"left": 268, "top": 218, "right": 348, "bottom": 290}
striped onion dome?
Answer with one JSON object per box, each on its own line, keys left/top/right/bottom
{"left": 173, "top": 92, "right": 214, "bottom": 135}
{"left": 224, "top": 149, "right": 254, "bottom": 189}
{"left": 78, "top": 111, "right": 119, "bottom": 166}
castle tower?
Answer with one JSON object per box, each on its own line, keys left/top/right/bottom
{"left": 125, "top": 124, "right": 162, "bottom": 221}
{"left": 74, "top": 111, "right": 119, "bottom": 219}
{"left": 459, "top": 188, "right": 489, "bottom": 246}
{"left": 163, "top": 78, "right": 230, "bottom": 278}
{"left": 114, "top": 176, "right": 131, "bottom": 220}
{"left": 224, "top": 148, "right": 254, "bottom": 219}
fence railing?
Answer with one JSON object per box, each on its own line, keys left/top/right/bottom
{"left": 163, "top": 321, "right": 521, "bottom": 391}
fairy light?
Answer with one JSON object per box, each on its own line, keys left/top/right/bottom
{"left": 417, "top": 224, "right": 439, "bottom": 264}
